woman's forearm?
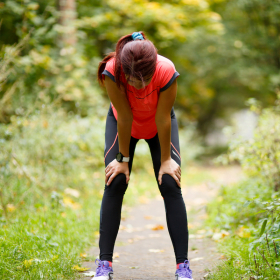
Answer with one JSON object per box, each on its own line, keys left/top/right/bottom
{"left": 117, "top": 119, "right": 133, "bottom": 157}
{"left": 156, "top": 117, "right": 171, "bottom": 162}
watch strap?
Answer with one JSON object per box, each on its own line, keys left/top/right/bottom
{"left": 122, "top": 156, "right": 130, "bottom": 162}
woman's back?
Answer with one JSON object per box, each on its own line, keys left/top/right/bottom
{"left": 102, "top": 54, "right": 180, "bottom": 139}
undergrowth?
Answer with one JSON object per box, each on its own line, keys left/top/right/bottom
{"left": 205, "top": 96, "right": 280, "bottom": 280}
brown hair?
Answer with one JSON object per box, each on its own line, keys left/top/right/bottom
{"left": 97, "top": 31, "right": 157, "bottom": 90}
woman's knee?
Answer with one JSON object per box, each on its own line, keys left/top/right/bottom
{"left": 104, "top": 173, "right": 128, "bottom": 196}
{"left": 159, "top": 174, "right": 182, "bottom": 199}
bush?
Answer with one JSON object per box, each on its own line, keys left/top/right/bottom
{"left": 216, "top": 96, "right": 280, "bottom": 192}
{"left": 206, "top": 96, "right": 280, "bottom": 279}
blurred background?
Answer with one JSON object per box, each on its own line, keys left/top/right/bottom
{"left": 1, "top": 1, "right": 280, "bottom": 279}
{"left": 1, "top": 0, "right": 279, "bottom": 156}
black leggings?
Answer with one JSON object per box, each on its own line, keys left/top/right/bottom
{"left": 99, "top": 104, "right": 189, "bottom": 264}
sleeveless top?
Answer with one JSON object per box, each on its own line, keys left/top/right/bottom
{"left": 102, "top": 54, "right": 179, "bottom": 139}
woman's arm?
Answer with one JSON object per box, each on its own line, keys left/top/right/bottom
{"left": 155, "top": 79, "right": 181, "bottom": 187}
{"left": 104, "top": 76, "right": 132, "bottom": 185}
{"left": 104, "top": 75, "right": 133, "bottom": 157}
{"left": 155, "top": 79, "right": 177, "bottom": 162}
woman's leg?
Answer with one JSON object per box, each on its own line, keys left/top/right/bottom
{"left": 99, "top": 104, "right": 139, "bottom": 262}
{"left": 145, "top": 109, "right": 189, "bottom": 264}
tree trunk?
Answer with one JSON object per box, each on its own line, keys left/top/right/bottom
{"left": 57, "top": 0, "right": 77, "bottom": 46}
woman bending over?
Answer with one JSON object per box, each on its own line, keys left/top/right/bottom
{"left": 94, "top": 31, "right": 193, "bottom": 280}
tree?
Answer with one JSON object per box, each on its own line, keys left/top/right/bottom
{"left": 57, "top": 0, "right": 77, "bottom": 46}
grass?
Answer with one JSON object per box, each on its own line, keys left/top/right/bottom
{"left": 0, "top": 175, "right": 101, "bottom": 280}
{"left": 204, "top": 177, "right": 280, "bottom": 280}
{"left": 206, "top": 236, "right": 280, "bottom": 280}
{"left": 0, "top": 158, "right": 214, "bottom": 279}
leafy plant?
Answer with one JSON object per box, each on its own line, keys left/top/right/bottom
{"left": 216, "top": 96, "right": 280, "bottom": 192}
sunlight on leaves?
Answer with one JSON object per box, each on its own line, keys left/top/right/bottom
{"left": 235, "top": 226, "right": 251, "bottom": 238}
{"left": 63, "top": 196, "right": 81, "bottom": 210}
{"left": 7, "top": 204, "right": 16, "bottom": 212}
{"left": 23, "top": 259, "right": 33, "bottom": 268}
{"left": 72, "top": 265, "right": 90, "bottom": 272}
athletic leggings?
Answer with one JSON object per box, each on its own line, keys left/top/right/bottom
{"left": 99, "top": 103, "right": 189, "bottom": 264}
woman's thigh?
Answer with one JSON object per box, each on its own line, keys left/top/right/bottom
{"left": 145, "top": 110, "right": 181, "bottom": 180}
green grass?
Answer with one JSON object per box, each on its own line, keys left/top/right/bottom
{"left": 206, "top": 236, "right": 280, "bottom": 280}
{"left": 0, "top": 161, "right": 214, "bottom": 279}
{"left": 0, "top": 177, "right": 101, "bottom": 279}
{"left": 205, "top": 177, "right": 280, "bottom": 280}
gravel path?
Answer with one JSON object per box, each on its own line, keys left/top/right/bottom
{"left": 78, "top": 165, "right": 242, "bottom": 280}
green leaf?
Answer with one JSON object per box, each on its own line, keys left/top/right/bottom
{"left": 243, "top": 200, "right": 251, "bottom": 207}
{"left": 260, "top": 218, "right": 268, "bottom": 236}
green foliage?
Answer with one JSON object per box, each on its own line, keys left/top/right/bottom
{"left": 76, "top": 0, "right": 221, "bottom": 49}
{"left": 0, "top": 108, "right": 105, "bottom": 197}
{"left": 1, "top": 0, "right": 280, "bottom": 135}
{"left": 0, "top": 41, "right": 105, "bottom": 121}
{"left": 216, "top": 96, "right": 280, "bottom": 191}
{"left": 0, "top": 0, "right": 106, "bottom": 123}
{"left": 0, "top": 104, "right": 106, "bottom": 279}
{"left": 206, "top": 181, "right": 280, "bottom": 279}
{"left": 174, "top": 0, "right": 280, "bottom": 133}
{"left": 206, "top": 96, "right": 280, "bottom": 279}
{"left": 0, "top": 196, "right": 100, "bottom": 279}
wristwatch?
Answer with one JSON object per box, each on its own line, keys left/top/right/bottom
{"left": 116, "top": 152, "right": 130, "bottom": 163}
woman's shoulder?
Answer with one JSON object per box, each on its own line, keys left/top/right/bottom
{"left": 106, "top": 56, "right": 116, "bottom": 69}
{"left": 103, "top": 56, "right": 116, "bottom": 78}
{"left": 155, "top": 54, "right": 177, "bottom": 75}
{"left": 153, "top": 55, "right": 179, "bottom": 90}
{"left": 157, "top": 54, "right": 176, "bottom": 66}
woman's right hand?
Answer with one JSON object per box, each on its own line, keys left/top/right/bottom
{"left": 105, "top": 159, "right": 130, "bottom": 185}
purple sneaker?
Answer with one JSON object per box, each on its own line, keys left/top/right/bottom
{"left": 92, "top": 259, "right": 113, "bottom": 280}
{"left": 175, "top": 260, "right": 193, "bottom": 280}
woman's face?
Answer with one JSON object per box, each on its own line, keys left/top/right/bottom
{"left": 125, "top": 75, "right": 153, "bottom": 90}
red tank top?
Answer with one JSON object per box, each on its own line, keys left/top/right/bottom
{"left": 102, "top": 54, "right": 179, "bottom": 139}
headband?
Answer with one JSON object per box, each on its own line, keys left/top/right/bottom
{"left": 131, "top": 32, "right": 144, "bottom": 40}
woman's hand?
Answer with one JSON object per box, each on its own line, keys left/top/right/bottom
{"left": 158, "top": 158, "right": 181, "bottom": 187}
{"left": 105, "top": 159, "right": 130, "bottom": 186}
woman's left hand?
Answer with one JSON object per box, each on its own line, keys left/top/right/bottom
{"left": 158, "top": 158, "right": 181, "bottom": 187}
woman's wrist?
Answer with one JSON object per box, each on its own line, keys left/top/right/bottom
{"left": 119, "top": 151, "right": 130, "bottom": 157}
{"left": 161, "top": 156, "right": 171, "bottom": 163}
{"left": 117, "top": 119, "right": 132, "bottom": 159}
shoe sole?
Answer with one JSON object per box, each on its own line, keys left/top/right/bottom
{"left": 93, "top": 272, "right": 113, "bottom": 280}
{"left": 175, "top": 274, "right": 193, "bottom": 280}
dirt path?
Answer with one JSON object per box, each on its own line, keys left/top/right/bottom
{"left": 79, "top": 165, "right": 242, "bottom": 280}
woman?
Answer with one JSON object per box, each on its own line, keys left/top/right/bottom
{"left": 94, "top": 31, "right": 193, "bottom": 280}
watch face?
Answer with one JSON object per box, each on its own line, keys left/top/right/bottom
{"left": 116, "top": 152, "right": 122, "bottom": 162}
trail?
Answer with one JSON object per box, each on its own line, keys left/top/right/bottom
{"left": 78, "top": 165, "right": 242, "bottom": 280}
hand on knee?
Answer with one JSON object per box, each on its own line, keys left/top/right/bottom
{"left": 158, "top": 158, "right": 181, "bottom": 187}
{"left": 105, "top": 173, "right": 128, "bottom": 196}
{"left": 159, "top": 174, "right": 182, "bottom": 199}
{"left": 105, "top": 159, "right": 130, "bottom": 185}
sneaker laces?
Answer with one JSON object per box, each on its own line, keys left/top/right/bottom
{"left": 95, "top": 259, "right": 112, "bottom": 276}
{"left": 177, "top": 260, "right": 192, "bottom": 278}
